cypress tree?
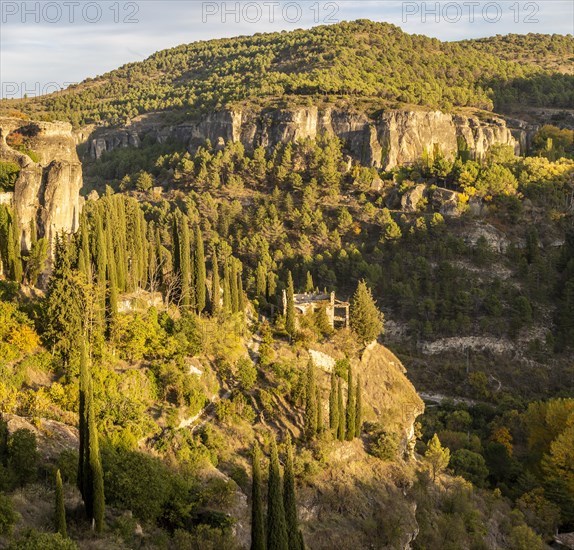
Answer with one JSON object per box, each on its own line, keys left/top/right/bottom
{"left": 285, "top": 271, "right": 296, "bottom": 337}
{"left": 77, "top": 338, "right": 89, "bottom": 499}
{"left": 193, "top": 226, "right": 206, "bottom": 314}
{"left": 251, "top": 442, "right": 265, "bottom": 550}
{"left": 304, "top": 271, "right": 314, "bottom": 293}
{"left": 355, "top": 375, "right": 362, "bottom": 438}
{"left": 55, "top": 469, "right": 67, "bottom": 538}
{"left": 94, "top": 213, "right": 107, "bottom": 285}
{"left": 0, "top": 415, "right": 9, "bottom": 467}
{"left": 266, "top": 438, "right": 288, "bottom": 550}
{"left": 179, "top": 213, "right": 192, "bottom": 310}
{"left": 256, "top": 262, "right": 267, "bottom": 298}
{"left": 337, "top": 379, "right": 345, "bottom": 442}
{"left": 304, "top": 361, "right": 317, "bottom": 441}
{"left": 283, "top": 435, "right": 302, "bottom": 550}
{"left": 230, "top": 258, "right": 239, "bottom": 313}
{"left": 316, "top": 387, "right": 323, "bottom": 434}
{"left": 329, "top": 373, "right": 338, "bottom": 434}
{"left": 346, "top": 368, "right": 356, "bottom": 440}
{"left": 211, "top": 247, "right": 220, "bottom": 315}
{"left": 88, "top": 377, "right": 105, "bottom": 533}
{"left": 223, "top": 259, "right": 232, "bottom": 313}
{"left": 237, "top": 265, "right": 246, "bottom": 312}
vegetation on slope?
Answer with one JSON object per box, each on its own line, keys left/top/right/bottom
{"left": 2, "top": 21, "right": 573, "bottom": 126}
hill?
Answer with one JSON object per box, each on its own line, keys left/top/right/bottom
{"left": 2, "top": 21, "right": 573, "bottom": 127}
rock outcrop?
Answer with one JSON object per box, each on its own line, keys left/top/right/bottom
{"left": 0, "top": 117, "right": 82, "bottom": 264}
{"left": 86, "top": 107, "right": 518, "bottom": 170}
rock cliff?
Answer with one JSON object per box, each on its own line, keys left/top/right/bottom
{"left": 86, "top": 106, "right": 518, "bottom": 169}
{"left": 0, "top": 117, "right": 82, "bottom": 261}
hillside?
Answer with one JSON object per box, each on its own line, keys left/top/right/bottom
{"left": 0, "top": 20, "right": 574, "bottom": 550}
{"left": 2, "top": 21, "right": 573, "bottom": 127}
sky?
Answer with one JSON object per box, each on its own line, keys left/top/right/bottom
{"left": 0, "top": 0, "right": 573, "bottom": 98}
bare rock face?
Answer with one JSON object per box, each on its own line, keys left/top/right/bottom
{"left": 0, "top": 117, "right": 82, "bottom": 261}
{"left": 401, "top": 184, "right": 427, "bottom": 212}
{"left": 86, "top": 107, "right": 519, "bottom": 170}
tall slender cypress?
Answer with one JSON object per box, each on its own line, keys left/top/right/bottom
{"left": 355, "top": 375, "right": 362, "bottom": 438}
{"left": 316, "top": 387, "right": 323, "bottom": 435}
{"left": 283, "top": 436, "right": 302, "bottom": 550}
{"left": 193, "top": 226, "right": 206, "bottom": 314}
{"left": 329, "top": 373, "right": 338, "bottom": 434}
{"left": 211, "top": 247, "right": 220, "bottom": 315}
{"left": 251, "top": 442, "right": 265, "bottom": 550}
{"left": 179, "top": 213, "right": 192, "bottom": 310}
{"left": 337, "top": 379, "right": 345, "bottom": 442}
{"left": 285, "top": 271, "right": 296, "bottom": 337}
{"left": 55, "top": 469, "right": 67, "bottom": 538}
{"left": 230, "top": 258, "right": 239, "bottom": 313}
{"left": 223, "top": 259, "right": 232, "bottom": 313}
{"left": 304, "top": 361, "right": 317, "bottom": 441}
{"left": 88, "top": 377, "right": 105, "bottom": 533}
{"left": 267, "top": 438, "right": 288, "bottom": 550}
{"left": 346, "top": 368, "right": 356, "bottom": 441}
{"left": 77, "top": 339, "right": 89, "bottom": 499}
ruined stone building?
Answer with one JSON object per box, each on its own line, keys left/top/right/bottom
{"left": 282, "top": 291, "right": 349, "bottom": 328}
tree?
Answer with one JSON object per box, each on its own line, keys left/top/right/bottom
{"left": 211, "top": 247, "right": 220, "bottom": 315}
{"left": 179, "top": 213, "right": 192, "bottom": 310}
{"left": 424, "top": 434, "right": 450, "bottom": 481}
{"left": 194, "top": 226, "right": 206, "bottom": 313}
{"left": 8, "top": 429, "right": 38, "bottom": 487}
{"left": 304, "top": 361, "right": 317, "bottom": 441}
{"left": 329, "top": 373, "right": 338, "bottom": 435}
{"left": 350, "top": 280, "right": 383, "bottom": 345}
{"left": 251, "top": 443, "right": 265, "bottom": 550}
{"left": 283, "top": 436, "right": 302, "bottom": 550}
{"left": 345, "top": 368, "right": 355, "bottom": 440}
{"left": 135, "top": 171, "right": 154, "bottom": 192}
{"left": 315, "top": 387, "right": 323, "bottom": 435}
{"left": 285, "top": 271, "right": 296, "bottom": 338}
{"left": 267, "top": 438, "right": 288, "bottom": 550}
{"left": 304, "top": 271, "right": 314, "bottom": 293}
{"left": 0, "top": 493, "right": 17, "bottom": 536}
{"left": 337, "top": 379, "right": 345, "bottom": 442}
{"left": 55, "top": 469, "right": 67, "bottom": 538}
{"left": 355, "top": 375, "right": 362, "bottom": 438}
{"left": 449, "top": 449, "right": 488, "bottom": 487}
{"left": 87, "top": 377, "right": 105, "bottom": 532}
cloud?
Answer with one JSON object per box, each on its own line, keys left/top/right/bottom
{"left": 0, "top": 0, "right": 571, "bottom": 98}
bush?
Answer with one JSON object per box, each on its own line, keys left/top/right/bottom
{"left": 0, "top": 493, "right": 18, "bottom": 535}
{"left": 8, "top": 429, "right": 38, "bottom": 487}
{"left": 370, "top": 430, "right": 400, "bottom": 461}
{"left": 6, "top": 530, "right": 78, "bottom": 550}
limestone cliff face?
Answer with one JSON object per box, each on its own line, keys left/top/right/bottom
{"left": 0, "top": 118, "right": 82, "bottom": 257}
{"left": 86, "top": 107, "right": 518, "bottom": 169}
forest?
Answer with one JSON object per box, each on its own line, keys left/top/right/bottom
{"left": 0, "top": 117, "right": 573, "bottom": 547}
{"left": 2, "top": 22, "right": 573, "bottom": 127}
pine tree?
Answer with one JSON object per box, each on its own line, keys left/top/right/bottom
{"left": 285, "top": 271, "right": 296, "bottom": 338}
{"left": 350, "top": 280, "right": 384, "bottom": 345}
{"left": 211, "top": 247, "right": 220, "bottom": 315}
{"left": 355, "top": 375, "right": 362, "bottom": 438}
{"left": 55, "top": 469, "right": 67, "bottom": 538}
{"left": 337, "top": 379, "right": 345, "bottom": 442}
{"left": 267, "top": 438, "right": 288, "bottom": 550}
{"left": 329, "top": 373, "right": 338, "bottom": 434}
{"left": 346, "top": 368, "right": 356, "bottom": 440}
{"left": 251, "top": 442, "right": 265, "bottom": 550}
{"left": 283, "top": 435, "right": 302, "bottom": 550}
{"left": 304, "top": 361, "right": 317, "bottom": 441}
{"left": 425, "top": 434, "right": 450, "bottom": 481}
{"left": 194, "top": 226, "right": 206, "bottom": 314}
